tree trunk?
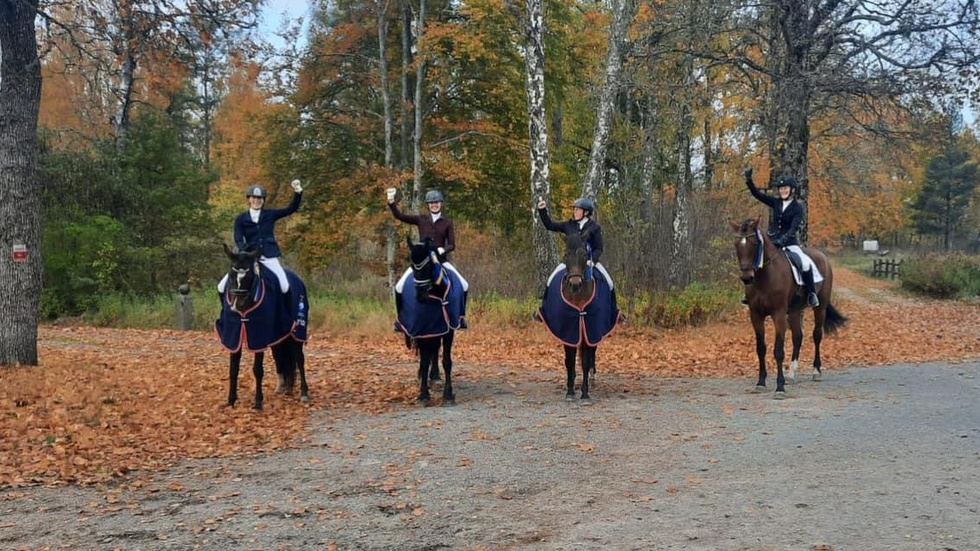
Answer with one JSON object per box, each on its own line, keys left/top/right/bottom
{"left": 581, "top": 0, "right": 639, "bottom": 199}
{"left": 379, "top": 0, "right": 399, "bottom": 296}
{"left": 400, "top": 0, "right": 413, "bottom": 174}
{"left": 639, "top": 95, "right": 658, "bottom": 267}
{"left": 411, "top": 0, "right": 427, "bottom": 212}
{"left": 0, "top": 0, "right": 43, "bottom": 366}
{"left": 523, "top": 0, "right": 559, "bottom": 279}
{"left": 669, "top": 99, "right": 693, "bottom": 287}
{"left": 114, "top": 50, "right": 137, "bottom": 140}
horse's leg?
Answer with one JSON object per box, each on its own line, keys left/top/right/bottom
{"left": 228, "top": 350, "right": 242, "bottom": 407}
{"left": 772, "top": 311, "right": 788, "bottom": 398}
{"left": 442, "top": 331, "right": 455, "bottom": 405}
{"left": 563, "top": 345, "right": 577, "bottom": 401}
{"left": 296, "top": 342, "right": 310, "bottom": 403}
{"left": 252, "top": 352, "right": 265, "bottom": 411}
{"left": 417, "top": 339, "right": 432, "bottom": 405}
{"left": 750, "top": 312, "right": 767, "bottom": 391}
{"left": 787, "top": 311, "right": 804, "bottom": 384}
{"left": 580, "top": 345, "right": 596, "bottom": 403}
{"left": 271, "top": 343, "right": 288, "bottom": 395}
{"left": 429, "top": 337, "right": 441, "bottom": 382}
{"left": 812, "top": 304, "right": 827, "bottom": 381}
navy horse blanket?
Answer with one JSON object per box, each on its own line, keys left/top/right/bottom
{"left": 396, "top": 266, "right": 464, "bottom": 339}
{"left": 215, "top": 270, "right": 308, "bottom": 353}
{"left": 538, "top": 268, "right": 620, "bottom": 347}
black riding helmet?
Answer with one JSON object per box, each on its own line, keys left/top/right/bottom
{"left": 425, "top": 190, "right": 445, "bottom": 203}
{"left": 776, "top": 176, "right": 798, "bottom": 190}
{"left": 246, "top": 185, "right": 268, "bottom": 199}
{"left": 573, "top": 197, "right": 596, "bottom": 216}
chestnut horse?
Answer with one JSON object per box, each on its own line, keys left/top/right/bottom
{"left": 731, "top": 217, "right": 846, "bottom": 398}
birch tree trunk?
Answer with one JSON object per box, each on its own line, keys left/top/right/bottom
{"left": 522, "top": 0, "right": 559, "bottom": 278}
{"left": 378, "top": 0, "right": 399, "bottom": 296}
{"left": 581, "top": 0, "right": 639, "bottom": 199}
{"left": 411, "top": 0, "right": 427, "bottom": 212}
{"left": 0, "top": 0, "right": 43, "bottom": 366}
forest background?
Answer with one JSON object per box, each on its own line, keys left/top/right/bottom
{"left": 20, "top": 0, "right": 980, "bottom": 332}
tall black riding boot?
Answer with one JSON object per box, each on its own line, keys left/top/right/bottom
{"left": 802, "top": 269, "right": 819, "bottom": 308}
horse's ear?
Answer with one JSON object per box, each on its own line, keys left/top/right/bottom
{"left": 750, "top": 215, "right": 761, "bottom": 230}
{"left": 729, "top": 221, "right": 741, "bottom": 233}
{"left": 247, "top": 248, "right": 261, "bottom": 260}
{"left": 223, "top": 243, "right": 237, "bottom": 261}
{"left": 423, "top": 236, "right": 433, "bottom": 249}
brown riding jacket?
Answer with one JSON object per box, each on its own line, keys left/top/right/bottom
{"left": 388, "top": 203, "right": 457, "bottom": 256}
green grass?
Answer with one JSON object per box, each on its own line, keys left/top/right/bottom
{"left": 58, "top": 280, "right": 742, "bottom": 333}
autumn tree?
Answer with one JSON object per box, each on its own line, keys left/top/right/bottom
{"left": 722, "top": 0, "right": 980, "bottom": 244}
{"left": 0, "top": 0, "right": 43, "bottom": 365}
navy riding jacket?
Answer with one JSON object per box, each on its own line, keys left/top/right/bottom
{"left": 537, "top": 208, "right": 604, "bottom": 263}
{"left": 746, "top": 180, "right": 802, "bottom": 248}
{"left": 234, "top": 191, "right": 302, "bottom": 258}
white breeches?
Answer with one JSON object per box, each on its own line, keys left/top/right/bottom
{"left": 546, "top": 262, "right": 614, "bottom": 289}
{"left": 394, "top": 262, "right": 469, "bottom": 294}
{"left": 218, "top": 256, "right": 289, "bottom": 293}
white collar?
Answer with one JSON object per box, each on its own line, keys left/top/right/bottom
{"left": 578, "top": 218, "right": 589, "bottom": 229}
{"left": 249, "top": 208, "right": 262, "bottom": 222}
{"left": 431, "top": 212, "right": 442, "bottom": 222}
{"left": 781, "top": 199, "right": 793, "bottom": 211}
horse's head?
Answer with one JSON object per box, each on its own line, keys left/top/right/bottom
{"left": 223, "top": 244, "right": 261, "bottom": 312}
{"left": 407, "top": 236, "right": 440, "bottom": 300}
{"left": 730, "top": 216, "right": 764, "bottom": 285}
{"left": 563, "top": 232, "right": 591, "bottom": 295}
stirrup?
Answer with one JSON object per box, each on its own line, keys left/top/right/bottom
{"left": 740, "top": 297, "right": 749, "bottom": 306}
{"left": 807, "top": 293, "right": 820, "bottom": 308}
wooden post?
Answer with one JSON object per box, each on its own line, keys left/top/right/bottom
{"left": 176, "top": 284, "right": 194, "bottom": 330}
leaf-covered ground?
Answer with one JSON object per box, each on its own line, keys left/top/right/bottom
{"left": 2, "top": 267, "right": 978, "bottom": 488}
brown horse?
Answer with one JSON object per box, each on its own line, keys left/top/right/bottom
{"left": 731, "top": 217, "right": 847, "bottom": 398}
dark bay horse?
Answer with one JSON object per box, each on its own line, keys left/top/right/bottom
{"left": 396, "top": 237, "right": 460, "bottom": 406}
{"left": 217, "top": 245, "right": 309, "bottom": 410}
{"left": 731, "top": 217, "right": 847, "bottom": 398}
{"left": 538, "top": 232, "right": 620, "bottom": 404}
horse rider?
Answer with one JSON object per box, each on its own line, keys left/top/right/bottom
{"left": 536, "top": 196, "right": 616, "bottom": 309}
{"left": 219, "top": 179, "right": 304, "bottom": 301}
{"left": 745, "top": 168, "right": 820, "bottom": 307}
{"left": 387, "top": 188, "right": 469, "bottom": 328}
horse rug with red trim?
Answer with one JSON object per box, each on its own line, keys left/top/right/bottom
{"left": 215, "top": 270, "right": 308, "bottom": 352}
{"left": 538, "top": 267, "right": 620, "bottom": 347}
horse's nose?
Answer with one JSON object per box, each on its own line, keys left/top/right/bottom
{"left": 740, "top": 275, "right": 754, "bottom": 284}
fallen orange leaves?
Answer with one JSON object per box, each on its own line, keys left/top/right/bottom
{"left": 1, "top": 268, "right": 978, "bottom": 488}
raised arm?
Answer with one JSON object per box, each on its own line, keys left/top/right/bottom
{"left": 388, "top": 202, "right": 422, "bottom": 225}
{"left": 744, "top": 168, "right": 778, "bottom": 208}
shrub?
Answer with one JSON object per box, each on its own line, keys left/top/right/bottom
{"left": 901, "top": 253, "right": 980, "bottom": 298}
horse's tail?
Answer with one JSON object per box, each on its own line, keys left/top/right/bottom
{"left": 823, "top": 302, "right": 848, "bottom": 334}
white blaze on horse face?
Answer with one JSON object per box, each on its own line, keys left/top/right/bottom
{"left": 740, "top": 237, "right": 747, "bottom": 246}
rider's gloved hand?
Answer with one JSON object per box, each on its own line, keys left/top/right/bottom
{"left": 437, "top": 247, "right": 445, "bottom": 256}
{"left": 744, "top": 167, "right": 753, "bottom": 184}
{"left": 291, "top": 179, "right": 303, "bottom": 193}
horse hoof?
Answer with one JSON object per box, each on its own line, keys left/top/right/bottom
{"left": 812, "top": 372, "right": 823, "bottom": 382}
{"left": 253, "top": 404, "right": 263, "bottom": 411}
{"left": 752, "top": 385, "right": 766, "bottom": 393}
{"left": 417, "top": 397, "right": 430, "bottom": 407}
{"left": 773, "top": 391, "right": 787, "bottom": 400}
{"left": 301, "top": 395, "right": 310, "bottom": 404}
{"left": 580, "top": 398, "right": 594, "bottom": 406}
{"left": 565, "top": 394, "right": 576, "bottom": 402}
{"left": 443, "top": 398, "right": 456, "bottom": 407}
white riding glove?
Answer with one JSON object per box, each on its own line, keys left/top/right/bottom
{"left": 386, "top": 188, "right": 398, "bottom": 204}
{"left": 291, "top": 179, "right": 303, "bottom": 193}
